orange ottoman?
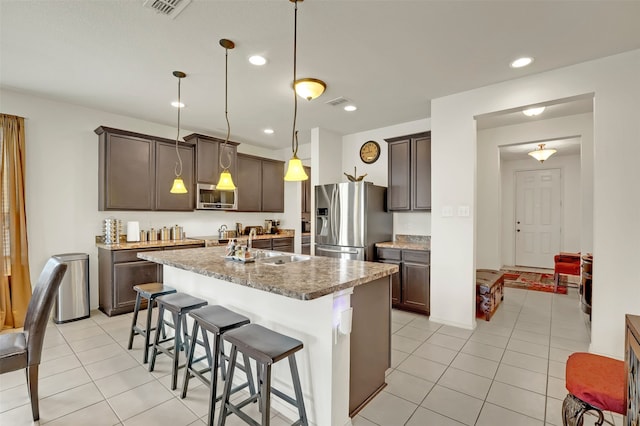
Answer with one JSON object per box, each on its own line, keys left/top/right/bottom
{"left": 562, "top": 352, "right": 625, "bottom": 425}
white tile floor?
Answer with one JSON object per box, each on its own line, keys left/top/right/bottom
{"left": 0, "top": 286, "right": 623, "bottom": 426}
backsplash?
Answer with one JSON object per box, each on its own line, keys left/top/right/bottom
{"left": 395, "top": 234, "right": 430, "bottom": 244}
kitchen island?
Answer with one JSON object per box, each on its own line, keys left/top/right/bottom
{"left": 138, "top": 246, "right": 398, "bottom": 426}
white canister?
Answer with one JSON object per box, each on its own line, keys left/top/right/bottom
{"left": 126, "top": 221, "right": 140, "bottom": 242}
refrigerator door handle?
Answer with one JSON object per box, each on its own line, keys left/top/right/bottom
{"left": 316, "top": 247, "right": 359, "bottom": 254}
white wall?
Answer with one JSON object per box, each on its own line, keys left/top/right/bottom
{"left": 476, "top": 112, "right": 593, "bottom": 270}
{"left": 2, "top": 89, "right": 299, "bottom": 310}
{"left": 431, "top": 49, "right": 640, "bottom": 358}
{"left": 341, "top": 119, "right": 432, "bottom": 237}
{"left": 500, "top": 154, "right": 582, "bottom": 267}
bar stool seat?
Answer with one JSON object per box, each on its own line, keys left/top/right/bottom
{"left": 218, "top": 324, "right": 308, "bottom": 426}
{"left": 181, "top": 305, "right": 255, "bottom": 426}
{"left": 127, "top": 282, "right": 177, "bottom": 364}
{"left": 149, "top": 292, "right": 208, "bottom": 390}
{"left": 562, "top": 352, "right": 625, "bottom": 426}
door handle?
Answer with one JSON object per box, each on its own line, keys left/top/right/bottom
{"left": 317, "top": 247, "right": 358, "bottom": 254}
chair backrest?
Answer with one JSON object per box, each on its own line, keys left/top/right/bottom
{"left": 23, "top": 257, "right": 67, "bottom": 365}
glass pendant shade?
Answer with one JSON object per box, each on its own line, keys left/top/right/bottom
{"left": 284, "top": 156, "right": 308, "bottom": 181}
{"left": 528, "top": 143, "right": 557, "bottom": 163}
{"left": 170, "top": 177, "right": 188, "bottom": 193}
{"left": 294, "top": 78, "right": 326, "bottom": 101}
{"left": 216, "top": 169, "right": 237, "bottom": 190}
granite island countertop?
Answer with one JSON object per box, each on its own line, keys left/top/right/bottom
{"left": 138, "top": 246, "right": 398, "bottom": 300}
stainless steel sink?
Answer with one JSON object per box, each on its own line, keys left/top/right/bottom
{"left": 252, "top": 250, "right": 287, "bottom": 259}
{"left": 258, "top": 254, "right": 311, "bottom": 265}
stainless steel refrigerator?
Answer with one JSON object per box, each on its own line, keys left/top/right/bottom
{"left": 315, "top": 182, "right": 392, "bottom": 261}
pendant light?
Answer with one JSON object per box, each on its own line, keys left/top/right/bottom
{"left": 528, "top": 143, "right": 557, "bottom": 163}
{"left": 215, "top": 38, "right": 237, "bottom": 191}
{"left": 170, "top": 71, "right": 188, "bottom": 194}
{"left": 284, "top": 0, "right": 309, "bottom": 181}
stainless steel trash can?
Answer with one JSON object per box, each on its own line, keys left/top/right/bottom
{"left": 52, "top": 253, "right": 90, "bottom": 324}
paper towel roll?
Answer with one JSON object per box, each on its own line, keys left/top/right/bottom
{"left": 126, "top": 221, "right": 140, "bottom": 242}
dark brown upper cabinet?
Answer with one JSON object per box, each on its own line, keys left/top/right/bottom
{"left": 236, "top": 153, "right": 284, "bottom": 212}
{"left": 385, "top": 131, "right": 431, "bottom": 211}
{"left": 96, "top": 126, "right": 194, "bottom": 211}
{"left": 184, "top": 133, "right": 238, "bottom": 185}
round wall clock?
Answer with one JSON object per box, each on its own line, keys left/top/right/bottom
{"left": 360, "top": 140, "right": 381, "bottom": 164}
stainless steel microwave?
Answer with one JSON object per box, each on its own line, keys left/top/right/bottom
{"left": 196, "top": 183, "right": 237, "bottom": 210}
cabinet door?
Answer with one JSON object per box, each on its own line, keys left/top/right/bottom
{"left": 387, "top": 140, "right": 411, "bottom": 211}
{"left": 196, "top": 139, "right": 220, "bottom": 184}
{"left": 273, "top": 237, "right": 294, "bottom": 253}
{"left": 402, "top": 262, "right": 430, "bottom": 314}
{"left": 412, "top": 135, "right": 431, "bottom": 210}
{"left": 380, "top": 259, "right": 402, "bottom": 305}
{"left": 113, "top": 261, "right": 162, "bottom": 312}
{"left": 103, "top": 134, "right": 154, "bottom": 210}
{"left": 155, "top": 141, "right": 194, "bottom": 211}
{"left": 301, "top": 244, "right": 311, "bottom": 255}
{"left": 236, "top": 154, "right": 262, "bottom": 211}
{"left": 261, "top": 159, "right": 285, "bottom": 212}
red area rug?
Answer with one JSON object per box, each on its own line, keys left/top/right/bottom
{"left": 501, "top": 269, "right": 568, "bottom": 294}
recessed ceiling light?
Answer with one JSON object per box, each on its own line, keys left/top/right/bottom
{"left": 171, "top": 101, "right": 185, "bottom": 108}
{"left": 523, "top": 106, "right": 545, "bottom": 116}
{"left": 249, "top": 55, "right": 267, "bottom": 66}
{"left": 263, "top": 128, "right": 274, "bottom": 134}
{"left": 510, "top": 57, "right": 533, "bottom": 68}
{"left": 344, "top": 105, "right": 357, "bottom": 112}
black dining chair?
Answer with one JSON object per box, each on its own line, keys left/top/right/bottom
{"left": 0, "top": 257, "right": 67, "bottom": 421}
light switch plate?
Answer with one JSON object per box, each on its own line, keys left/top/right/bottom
{"left": 442, "top": 206, "right": 453, "bottom": 217}
{"left": 458, "top": 205, "right": 470, "bottom": 217}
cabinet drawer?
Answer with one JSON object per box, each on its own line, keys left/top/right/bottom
{"left": 112, "top": 248, "right": 159, "bottom": 263}
{"left": 272, "top": 237, "right": 294, "bottom": 248}
{"left": 251, "top": 239, "right": 272, "bottom": 249}
{"left": 377, "top": 247, "right": 401, "bottom": 261}
{"left": 170, "top": 244, "right": 205, "bottom": 250}
{"left": 402, "top": 250, "right": 429, "bottom": 264}
{"left": 301, "top": 235, "right": 311, "bottom": 244}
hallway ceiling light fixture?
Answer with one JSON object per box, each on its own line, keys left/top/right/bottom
{"left": 284, "top": 0, "right": 309, "bottom": 181}
{"left": 510, "top": 57, "right": 533, "bottom": 68}
{"left": 523, "top": 106, "right": 546, "bottom": 116}
{"left": 528, "top": 143, "right": 557, "bottom": 163}
{"left": 216, "top": 38, "right": 237, "bottom": 191}
{"left": 344, "top": 105, "right": 357, "bottom": 112}
{"left": 294, "top": 78, "right": 326, "bottom": 101}
{"left": 170, "top": 71, "right": 188, "bottom": 194}
{"left": 171, "top": 101, "right": 185, "bottom": 108}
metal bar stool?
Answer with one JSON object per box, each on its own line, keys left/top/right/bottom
{"left": 562, "top": 352, "right": 625, "bottom": 425}
{"left": 218, "top": 324, "right": 308, "bottom": 426}
{"left": 181, "top": 305, "right": 256, "bottom": 426}
{"left": 127, "top": 283, "right": 177, "bottom": 364}
{"left": 149, "top": 292, "right": 208, "bottom": 390}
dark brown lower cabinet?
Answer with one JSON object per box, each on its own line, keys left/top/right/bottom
{"left": 377, "top": 247, "right": 430, "bottom": 315}
{"left": 301, "top": 235, "right": 311, "bottom": 255}
{"left": 98, "top": 243, "right": 204, "bottom": 316}
{"left": 248, "top": 237, "right": 294, "bottom": 252}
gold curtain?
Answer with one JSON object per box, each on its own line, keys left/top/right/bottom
{"left": 0, "top": 114, "right": 32, "bottom": 330}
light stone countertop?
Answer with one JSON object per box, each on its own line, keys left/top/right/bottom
{"left": 96, "top": 238, "right": 205, "bottom": 250}
{"left": 375, "top": 241, "right": 430, "bottom": 251}
{"left": 138, "top": 246, "right": 398, "bottom": 300}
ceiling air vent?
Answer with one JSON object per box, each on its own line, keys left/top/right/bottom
{"left": 326, "top": 97, "right": 349, "bottom": 107}
{"left": 143, "top": 0, "right": 192, "bottom": 19}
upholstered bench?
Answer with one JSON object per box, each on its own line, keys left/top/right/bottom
{"left": 476, "top": 269, "right": 504, "bottom": 321}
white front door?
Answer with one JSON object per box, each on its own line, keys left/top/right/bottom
{"left": 515, "top": 169, "right": 562, "bottom": 268}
